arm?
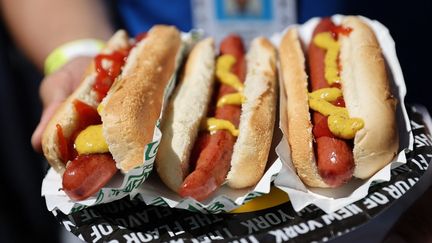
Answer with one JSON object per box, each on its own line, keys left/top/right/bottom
{"left": 0, "top": 0, "right": 114, "bottom": 70}
{"left": 0, "top": 0, "right": 115, "bottom": 151}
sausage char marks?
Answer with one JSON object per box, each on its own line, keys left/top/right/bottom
{"left": 307, "top": 18, "right": 361, "bottom": 187}
{"left": 156, "top": 35, "right": 277, "bottom": 201}
{"left": 179, "top": 35, "right": 247, "bottom": 201}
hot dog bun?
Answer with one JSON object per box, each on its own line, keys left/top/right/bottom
{"left": 41, "top": 25, "right": 182, "bottom": 200}
{"left": 279, "top": 28, "right": 326, "bottom": 187}
{"left": 279, "top": 16, "right": 398, "bottom": 187}
{"left": 338, "top": 16, "right": 398, "bottom": 179}
{"left": 156, "top": 36, "right": 277, "bottom": 195}
{"left": 42, "top": 30, "right": 130, "bottom": 174}
{"left": 227, "top": 37, "right": 277, "bottom": 188}
{"left": 157, "top": 37, "right": 217, "bottom": 192}
{"left": 101, "top": 25, "right": 181, "bottom": 172}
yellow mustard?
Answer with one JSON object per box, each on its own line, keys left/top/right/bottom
{"left": 328, "top": 115, "right": 364, "bottom": 139}
{"left": 313, "top": 32, "right": 340, "bottom": 85}
{"left": 217, "top": 92, "right": 245, "bottom": 107}
{"left": 308, "top": 88, "right": 364, "bottom": 139}
{"left": 308, "top": 97, "right": 348, "bottom": 117}
{"left": 202, "top": 118, "right": 239, "bottom": 137}
{"left": 309, "top": 87, "right": 342, "bottom": 102}
{"left": 216, "top": 54, "right": 244, "bottom": 92}
{"left": 310, "top": 32, "right": 364, "bottom": 139}
{"left": 200, "top": 54, "right": 244, "bottom": 136}
{"left": 97, "top": 103, "right": 104, "bottom": 115}
{"left": 74, "top": 124, "right": 109, "bottom": 155}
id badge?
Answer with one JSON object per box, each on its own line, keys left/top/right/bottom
{"left": 191, "top": 0, "right": 296, "bottom": 44}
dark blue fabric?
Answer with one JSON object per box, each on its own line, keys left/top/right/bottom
{"left": 117, "top": 0, "right": 192, "bottom": 36}
{"left": 116, "top": 0, "right": 348, "bottom": 30}
{"left": 0, "top": 21, "right": 60, "bottom": 243}
{"left": 298, "top": 0, "right": 349, "bottom": 22}
{"left": 115, "top": 0, "right": 431, "bottom": 110}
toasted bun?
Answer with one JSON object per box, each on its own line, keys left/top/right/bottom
{"left": 339, "top": 16, "right": 398, "bottom": 179}
{"left": 226, "top": 37, "right": 277, "bottom": 188}
{"left": 156, "top": 38, "right": 216, "bottom": 192}
{"left": 279, "top": 28, "right": 328, "bottom": 187}
{"left": 157, "top": 37, "right": 277, "bottom": 191}
{"left": 41, "top": 30, "right": 130, "bottom": 173}
{"left": 280, "top": 16, "right": 398, "bottom": 187}
{"left": 101, "top": 25, "right": 182, "bottom": 173}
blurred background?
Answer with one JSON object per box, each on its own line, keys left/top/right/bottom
{"left": 0, "top": 0, "right": 430, "bottom": 242}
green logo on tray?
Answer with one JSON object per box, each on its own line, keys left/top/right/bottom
{"left": 187, "top": 204, "right": 202, "bottom": 213}
{"left": 150, "top": 197, "right": 169, "bottom": 207}
{"left": 109, "top": 163, "right": 153, "bottom": 196}
{"left": 145, "top": 141, "right": 159, "bottom": 161}
{"left": 71, "top": 204, "right": 88, "bottom": 213}
{"left": 208, "top": 202, "right": 225, "bottom": 213}
{"left": 124, "top": 172, "right": 147, "bottom": 192}
{"left": 186, "top": 201, "right": 227, "bottom": 214}
{"left": 245, "top": 191, "right": 264, "bottom": 202}
{"left": 95, "top": 190, "right": 105, "bottom": 203}
{"left": 110, "top": 190, "right": 121, "bottom": 197}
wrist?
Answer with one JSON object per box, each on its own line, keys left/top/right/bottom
{"left": 44, "top": 39, "right": 105, "bottom": 75}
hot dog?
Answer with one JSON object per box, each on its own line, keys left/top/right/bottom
{"left": 278, "top": 16, "right": 399, "bottom": 188}
{"left": 156, "top": 35, "right": 277, "bottom": 201}
{"left": 42, "top": 25, "right": 182, "bottom": 200}
{"left": 309, "top": 18, "right": 355, "bottom": 187}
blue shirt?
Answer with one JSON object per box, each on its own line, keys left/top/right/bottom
{"left": 117, "top": 0, "right": 193, "bottom": 36}
{"left": 116, "top": 0, "right": 350, "bottom": 35}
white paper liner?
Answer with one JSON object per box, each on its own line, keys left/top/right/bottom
{"left": 129, "top": 34, "right": 284, "bottom": 214}
{"left": 132, "top": 158, "right": 282, "bottom": 214}
{"left": 271, "top": 15, "right": 414, "bottom": 213}
{"left": 41, "top": 30, "right": 202, "bottom": 214}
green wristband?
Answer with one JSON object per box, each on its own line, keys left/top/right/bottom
{"left": 44, "top": 39, "right": 105, "bottom": 75}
